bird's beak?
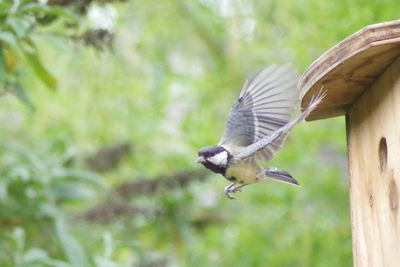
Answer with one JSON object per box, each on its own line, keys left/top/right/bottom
{"left": 196, "top": 156, "right": 205, "bottom": 163}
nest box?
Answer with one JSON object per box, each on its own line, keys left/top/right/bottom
{"left": 299, "top": 20, "right": 400, "bottom": 267}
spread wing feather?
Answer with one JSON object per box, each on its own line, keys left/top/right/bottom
{"left": 236, "top": 90, "right": 326, "bottom": 160}
{"left": 219, "top": 65, "right": 299, "bottom": 162}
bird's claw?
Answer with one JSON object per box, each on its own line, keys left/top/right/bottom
{"left": 225, "top": 191, "right": 238, "bottom": 200}
{"left": 224, "top": 184, "right": 243, "bottom": 200}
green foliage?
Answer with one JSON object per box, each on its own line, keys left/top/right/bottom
{"left": 0, "top": 0, "right": 399, "bottom": 266}
{"left": 0, "top": 139, "right": 106, "bottom": 266}
{"left": 0, "top": 0, "right": 118, "bottom": 106}
{"left": 0, "top": 0, "right": 77, "bottom": 96}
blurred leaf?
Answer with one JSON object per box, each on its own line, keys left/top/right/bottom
{"left": 10, "top": 82, "right": 35, "bottom": 109}
{"left": 94, "top": 258, "right": 120, "bottom": 267}
{"left": 94, "top": 233, "right": 120, "bottom": 266}
{"left": 39, "top": 203, "right": 62, "bottom": 218}
{"left": 7, "top": 17, "right": 31, "bottom": 38}
{"left": 35, "top": 34, "right": 70, "bottom": 52}
{"left": 55, "top": 217, "right": 89, "bottom": 267}
{"left": 8, "top": 165, "right": 31, "bottom": 181}
{"left": 0, "top": 32, "right": 18, "bottom": 48}
{"left": 21, "top": 245, "right": 72, "bottom": 267}
{"left": 41, "top": 259, "right": 72, "bottom": 267}
{"left": 22, "top": 248, "right": 49, "bottom": 264}
{"left": 12, "top": 227, "right": 25, "bottom": 253}
{"left": 6, "top": 144, "right": 48, "bottom": 176}
{"left": 52, "top": 169, "right": 106, "bottom": 188}
{"left": 20, "top": 3, "right": 79, "bottom": 22}
{"left": 22, "top": 40, "right": 57, "bottom": 90}
{"left": 102, "top": 232, "right": 113, "bottom": 260}
{"left": 51, "top": 182, "right": 97, "bottom": 202}
{"left": 0, "top": 179, "right": 9, "bottom": 201}
{"left": 3, "top": 47, "right": 18, "bottom": 73}
{"left": 0, "top": 2, "right": 11, "bottom": 15}
{"left": 0, "top": 48, "right": 7, "bottom": 84}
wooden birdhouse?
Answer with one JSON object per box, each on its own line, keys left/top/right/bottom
{"left": 299, "top": 20, "right": 400, "bottom": 267}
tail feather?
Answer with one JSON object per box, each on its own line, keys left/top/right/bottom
{"left": 264, "top": 167, "right": 299, "bottom": 186}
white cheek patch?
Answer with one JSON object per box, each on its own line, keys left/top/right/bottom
{"left": 208, "top": 151, "right": 228, "bottom": 166}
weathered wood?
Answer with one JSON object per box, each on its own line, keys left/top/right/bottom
{"left": 299, "top": 20, "right": 400, "bottom": 121}
{"left": 346, "top": 56, "right": 400, "bottom": 267}
{"left": 299, "top": 20, "right": 400, "bottom": 266}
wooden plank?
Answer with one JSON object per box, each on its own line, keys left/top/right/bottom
{"left": 346, "top": 56, "right": 400, "bottom": 267}
{"left": 299, "top": 20, "right": 400, "bottom": 121}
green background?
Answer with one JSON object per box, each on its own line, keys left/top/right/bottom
{"left": 0, "top": 0, "right": 398, "bottom": 266}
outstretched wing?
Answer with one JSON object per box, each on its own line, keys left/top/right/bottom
{"left": 219, "top": 65, "right": 299, "bottom": 162}
{"left": 236, "top": 90, "right": 326, "bottom": 160}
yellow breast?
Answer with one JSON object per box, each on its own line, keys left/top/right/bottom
{"left": 225, "top": 159, "right": 264, "bottom": 184}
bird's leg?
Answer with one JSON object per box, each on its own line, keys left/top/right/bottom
{"left": 224, "top": 182, "right": 237, "bottom": 200}
{"left": 231, "top": 183, "right": 247, "bottom": 193}
{"left": 224, "top": 182, "right": 248, "bottom": 199}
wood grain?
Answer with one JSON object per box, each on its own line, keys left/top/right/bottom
{"left": 347, "top": 56, "right": 400, "bottom": 267}
{"left": 299, "top": 20, "right": 400, "bottom": 121}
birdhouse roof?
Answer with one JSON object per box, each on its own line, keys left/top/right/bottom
{"left": 299, "top": 20, "right": 400, "bottom": 121}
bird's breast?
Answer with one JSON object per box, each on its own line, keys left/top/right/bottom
{"left": 225, "top": 158, "right": 263, "bottom": 184}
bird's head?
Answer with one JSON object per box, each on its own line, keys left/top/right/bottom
{"left": 196, "top": 146, "right": 232, "bottom": 175}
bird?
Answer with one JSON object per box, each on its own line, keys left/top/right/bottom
{"left": 196, "top": 65, "right": 325, "bottom": 199}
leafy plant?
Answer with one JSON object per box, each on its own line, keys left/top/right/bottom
{"left": 0, "top": 1, "right": 77, "bottom": 97}
{"left": 0, "top": 139, "right": 106, "bottom": 266}
{"left": 0, "top": 0, "right": 123, "bottom": 106}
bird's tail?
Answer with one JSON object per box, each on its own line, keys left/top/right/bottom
{"left": 264, "top": 167, "right": 299, "bottom": 186}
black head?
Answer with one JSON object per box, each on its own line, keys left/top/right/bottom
{"left": 196, "top": 146, "right": 232, "bottom": 175}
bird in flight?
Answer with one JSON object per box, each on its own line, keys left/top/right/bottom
{"left": 197, "top": 65, "right": 325, "bottom": 199}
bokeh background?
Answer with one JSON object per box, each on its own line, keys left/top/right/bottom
{"left": 0, "top": 0, "right": 398, "bottom": 266}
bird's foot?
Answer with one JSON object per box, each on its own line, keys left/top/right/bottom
{"left": 224, "top": 183, "right": 244, "bottom": 200}
{"left": 225, "top": 190, "right": 239, "bottom": 199}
